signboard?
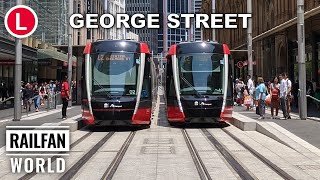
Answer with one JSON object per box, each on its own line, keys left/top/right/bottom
{"left": 4, "top": 5, "right": 38, "bottom": 38}
{"left": 237, "top": 60, "right": 257, "bottom": 68}
{"left": 236, "top": 61, "right": 244, "bottom": 68}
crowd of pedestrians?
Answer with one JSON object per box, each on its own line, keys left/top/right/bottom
{"left": 21, "top": 80, "right": 62, "bottom": 112}
{"left": 235, "top": 73, "right": 320, "bottom": 120}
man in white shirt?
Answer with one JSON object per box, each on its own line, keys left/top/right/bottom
{"left": 284, "top": 72, "right": 292, "bottom": 119}
{"left": 279, "top": 74, "right": 288, "bottom": 119}
{"left": 247, "top": 75, "right": 254, "bottom": 108}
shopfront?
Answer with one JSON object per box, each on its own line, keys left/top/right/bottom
{"left": 0, "top": 37, "right": 37, "bottom": 85}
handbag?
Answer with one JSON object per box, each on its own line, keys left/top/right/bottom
{"left": 244, "top": 95, "right": 251, "bottom": 105}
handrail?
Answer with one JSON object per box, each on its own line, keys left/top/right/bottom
{"left": 0, "top": 97, "right": 14, "bottom": 104}
{"left": 306, "top": 95, "right": 320, "bottom": 103}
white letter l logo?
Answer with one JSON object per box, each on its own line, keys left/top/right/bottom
{"left": 16, "top": 13, "right": 27, "bottom": 30}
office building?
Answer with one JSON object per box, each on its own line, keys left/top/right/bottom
{"left": 216, "top": 1, "right": 320, "bottom": 82}
{"left": 126, "top": 0, "right": 158, "bottom": 53}
{"left": 158, "top": 0, "right": 189, "bottom": 53}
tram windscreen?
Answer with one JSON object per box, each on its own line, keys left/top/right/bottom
{"left": 92, "top": 52, "right": 139, "bottom": 96}
{"left": 178, "top": 53, "right": 224, "bottom": 95}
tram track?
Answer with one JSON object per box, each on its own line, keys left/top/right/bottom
{"left": 201, "top": 129, "right": 255, "bottom": 180}
{"left": 182, "top": 129, "right": 212, "bottom": 180}
{"left": 19, "top": 132, "right": 94, "bottom": 180}
{"left": 221, "top": 128, "right": 295, "bottom": 180}
{"left": 59, "top": 132, "right": 115, "bottom": 180}
{"left": 101, "top": 131, "right": 136, "bottom": 180}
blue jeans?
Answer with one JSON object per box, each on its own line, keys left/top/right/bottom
{"left": 34, "top": 95, "right": 40, "bottom": 109}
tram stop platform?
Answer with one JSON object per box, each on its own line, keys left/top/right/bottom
{"left": 232, "top": 106, "right": 320, "bottom": 149}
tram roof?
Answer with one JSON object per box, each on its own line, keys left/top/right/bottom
{"left": 83, "top": 40, "right": 150, "bottom": 55}
{"left": 167, "top": 41, "right": 230, "bottom": 58}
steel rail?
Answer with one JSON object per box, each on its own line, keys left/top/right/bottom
{"left": 221, "top": 128, "right": 295, "bottom": 180}
{"left": 19, "top": 132, "right": 94, "bottom": 180}
{"left": 201, "top": 129, "right": 255, "bottom": 180}
{"left": 182, "top": 129, "right": 212, "bottom": 180}
{"left": 59, "top": 132, "right": 115, "bottom": 180}
{"left": 101, "top": 131, "right": 136, "bottom": 180}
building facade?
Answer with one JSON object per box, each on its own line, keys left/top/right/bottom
{"left": 216, "top": 1, "right": 320, "bottom": 83}
{"left": 126, "top": 31, "right": 140, "bottom": 41}
{"left": 158, "top": 0, "right": 190, "bottom": 53}
{"left": 105, "top": 0, "right": 125, "bottom": 40}
{"left": 126, "top": 0, "right": 158, "bottom": 53}
{"left": 190, "top": 0, "right": 202, "bottom": 41}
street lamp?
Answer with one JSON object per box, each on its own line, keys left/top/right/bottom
{"left": 67, "top": 0, "right": 73, "bottom": 107}
{"left": 13, "top": 0, "right": 23, "bottom": 121}
{"left": 297, "top": 0, "right": 307, "bottom": 120}
{"left": 247, "top": 0, "right": 253, "bottom": 78}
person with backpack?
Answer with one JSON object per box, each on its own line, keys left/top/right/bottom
{"left": 61, "top": 76, "right": 70, "bottom": 120}
{"left": 256, "top": 77, "right": 267, "bottom": 119}
{"left": 270, "top": 76, "right": 280, "bottom": 119}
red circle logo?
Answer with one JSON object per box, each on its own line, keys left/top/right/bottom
{"left": 4, "top": 5, "right": 38, "bottom": 38}
{"left": 237, "top": 61, "right": 244, "bottom": 68}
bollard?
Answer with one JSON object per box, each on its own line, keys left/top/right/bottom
{"left": 47, "top": 93, "right": 50, "bottom": 112}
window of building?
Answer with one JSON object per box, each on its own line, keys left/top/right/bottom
{"left": 78, "top": 2, "right": 81, "bottom": 13}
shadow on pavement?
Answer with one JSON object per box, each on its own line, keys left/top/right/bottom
{"left": 170, "top": 122, "right": 230, "bottom": 129}
{"left": 81, "top": 125, "right": 150, "bottom": 132}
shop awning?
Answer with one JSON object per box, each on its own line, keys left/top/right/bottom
{"left": 37, "top": 49, "right": 77, "bottom": 62}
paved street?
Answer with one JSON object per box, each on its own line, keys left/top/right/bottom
{"left": 0, "top": 89, "right": 320, "bottom": 179}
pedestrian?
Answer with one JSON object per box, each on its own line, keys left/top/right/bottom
{"left": 40, "top": 83, "right": 46, "bottom": 105}
{"left": 61, "top": 76, "right": 70, "bottom": 120}
{"left": 284, "top": 72, "right": 292, "bottom": 119}
{"left": 314, "top": 82, "right": 320, "bottom": 110}
{"left": 0, "top": 81, "right": 8, "bottom": 102}
{"left": 236, "top": 78, "right": 245, "bottom": 105}
{"left": 270, "top": 76, "right": 280, "bottom": 119}
{"left": 256, "top": 77, "right": 267, "bottom": 119}
{"left": 279, "top": 73, "right": 288, "bottom": 119}
{"left": 33, "top": 84, "right": 40, "bottom": 112}
{"left": 247, "top": 75, "right": 254, "bottom": 109}
{"left": 22, "top": 83, "right": 33, "bottom": 112}
{"left": 243, "top": 86, "right": 251, "bottom": 110}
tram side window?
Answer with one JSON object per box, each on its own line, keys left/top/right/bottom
{"left": 141, "top": 56, "right": 151, "bottom": 99}
{"left": 227, "top": 60, "right": 233, "bottom": 98}
{"left": 81, "top": 58, "right": 87, "bottom": 99}
{"left": 166, "top": 58, "right": 175, "bottom": 97}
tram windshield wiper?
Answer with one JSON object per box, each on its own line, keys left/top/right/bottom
{"left": 93, "top": 78, "right": 112, "bottom": 99}
{"left": 179, "top": 75, "right": 203, "bottom": 98}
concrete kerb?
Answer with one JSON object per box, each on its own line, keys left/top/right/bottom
{"left": 308, "top": 117, "right": 320, "bottom": 122}
{"left": 255, "top": 122, "right": 294, "bottom": 149}
{"left": 232, "top": 111, "right": 320, "bottom": 157}
{"left": 59, "top": 114, "right": 85, "bottom": 132}
{"left": 231, "top": 112, "right": 257, "bottom": 131}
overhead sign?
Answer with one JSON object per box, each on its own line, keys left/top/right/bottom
{"left": 4, "top": 5, "right": 38, "bottom": 39}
